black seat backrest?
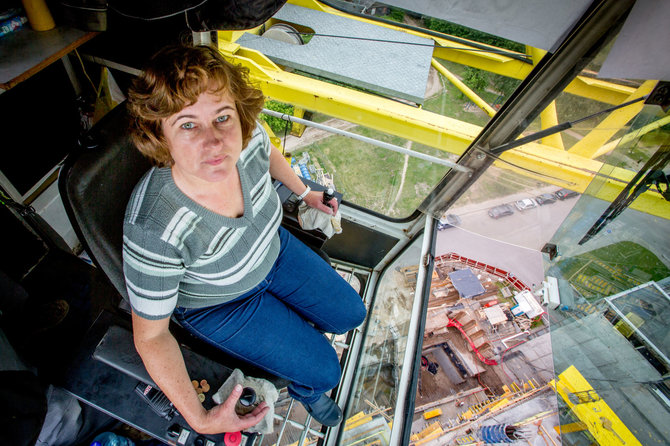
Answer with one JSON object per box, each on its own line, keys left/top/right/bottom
{"left": 59, "top": 104, "right": 151, "bottom": 301}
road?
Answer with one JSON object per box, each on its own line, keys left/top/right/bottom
{"left": 436, "top": 188, "right": 670, "bottom": 290}
{"left": 446, "top": 190, "right": 578, "bottom": 252}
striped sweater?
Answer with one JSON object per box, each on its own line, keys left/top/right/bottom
{"left": 122, "top": 124, "right": 282, "bottom": 320}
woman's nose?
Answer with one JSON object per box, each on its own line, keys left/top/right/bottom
{"left": 201, "top": 125, "right": 223, "bottom": 148}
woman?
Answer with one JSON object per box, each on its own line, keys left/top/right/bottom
{"left": 123, "top": 44, "right": 366, "bottom": 434}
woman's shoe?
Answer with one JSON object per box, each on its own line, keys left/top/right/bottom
{"left": 300, "top": 394, "right": 343, "bottom": 426}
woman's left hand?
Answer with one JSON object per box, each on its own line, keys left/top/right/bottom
{"left": 303, "top": 191, "right": 338, "bottom": 215}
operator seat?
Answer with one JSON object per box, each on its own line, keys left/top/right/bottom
{"left": 59, "top": 103, "right": 145, "bottom": 303}
{"left": 58, "top": 103, "right": 289, "bottom": 386}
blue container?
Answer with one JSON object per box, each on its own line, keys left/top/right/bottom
{"left": 480, "top": 424, "right": 513, "bottom": 443}
{"left": 90, "top": 432, "right": 135, "bottom": 446}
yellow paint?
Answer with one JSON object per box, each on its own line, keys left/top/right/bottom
{"left": 556, "top": 421, "right": 588, "bottom": 434}
{"left": 554, "top": 366, "right": 642, "bottom": 446}
{"left": 345, "top": 411, "right": 367, "bottom": 424}
{"left": 566, "top": 76, "right": 636, "bottom": 105}
{"left": 259, "top": 121, "right": 283, "bottom": 152}
{"left": 410, "top": 421, "right": 443, "bottom": 445}
{"left": 344, "top": 411, "right": 374, "bottom": 431}
{"left": 569, "top": 81, "right": 657, "bottom": 158}
{"left": 423, "top": 408, "right": 442, "bottom": 419}
{"left": 283, "top": 439, "right": 316, "bottom": 446}
{"left": 290, "top": 107, "right": 308, "bottom": 136}
{"left": 614, "top": 312, "right": 645, "bottom": 338}
{"left": 540, "top": 102, "right": 565, "bottom": 149}
{"left": 215, "top": 8, "right": 669, "bottom": 220}
{"left": 489, "top": 397, "right": 511, "bottom": 412}
{"left": 593, "top": 114, "right": 670, "bottom": 159}
{"left": 432, "top": 44, "right": 530, "bottom": 80}
{"left": 527, "top": 46, "right": 554, "bottom": 142}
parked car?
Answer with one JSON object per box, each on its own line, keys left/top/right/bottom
{"left": 514, "top": 198, "right": 536, "bottom": 211}
{"left": 437, "top": 213, "right": 462, "bottom": 230}
{"left": 487, "top": 204, "right": 514, "bottom": 219}
{"left": 535, "top": 193, "right": 557, "bottom": 205}
{"left": 555, "top": 188, "right": 579, "bottom": 200}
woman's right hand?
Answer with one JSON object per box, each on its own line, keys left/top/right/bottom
{"left": 132, "top": 312, "right": 269, "bottom": 435}
{"left": 196, "top": 384, "right": 270, "bottom": 434}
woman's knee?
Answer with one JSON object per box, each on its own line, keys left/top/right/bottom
{"left": 310, "top": 350, "right": 342, "bottom": 393}
{"left": 329, "top": 293, "right": 367, "bottom": 335}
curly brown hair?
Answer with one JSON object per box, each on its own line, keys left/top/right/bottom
{"left": 127, "top": 45, "right": 265, "bottom": 166}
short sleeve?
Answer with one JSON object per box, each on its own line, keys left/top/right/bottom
{"left": 261, "top": 123, "right": 272, "bottom": 157}
{"left": 123, "top": 223, "right": 185, "bottom": 320}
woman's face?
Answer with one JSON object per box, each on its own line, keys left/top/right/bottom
{"left": 162, "top": 89, "right": 243, "bottom": 185}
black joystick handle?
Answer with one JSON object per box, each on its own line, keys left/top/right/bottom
{"left": 323, "top": 188, "right": 335, "bottom": 208}
{"left": 235, "top": 387, "right": 258, "bottom": 415}
{"left": 239, "top": 387, "right": 257, "bottom": 406}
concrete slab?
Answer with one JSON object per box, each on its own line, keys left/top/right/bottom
{"left": 236, "top": 4, "right": 433, "bottom": 103}
{"left": 431, "top": 348, "right": 466, "bottom": 385}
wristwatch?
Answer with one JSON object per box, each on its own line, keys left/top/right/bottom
{"left": 296, "top": 185, "right": 311, "bottom": 201}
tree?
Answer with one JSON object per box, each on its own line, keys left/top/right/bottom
{"left": 462, "top": 67, "right": 488, "bottom": 95}
{"left": 260, "top": 100, "right": 294, "bottom": 134}
{"left": 423, "top": 18, "right": 525, "bottom": 53}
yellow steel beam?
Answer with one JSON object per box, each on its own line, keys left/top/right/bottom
{"left": 569, "top": 81, "right": 657, "bottom": 158}
{"left": 431, "top": 41, "right": 530, "bottom": 78}
{"left": 431, "top": 59, "right": 496, "bottom": 117}
{"left": 217, "top": 43, "right": 479, "bottom": 153}
{"left": 551, "top": 366, "right": 642, "bottom": 446}
{"left": 540, "top": 102, "right": 565, "bottom": 149}
{"left": 498, "top": 143, "right": 669, "bottom": 219}
{"left": 529, "top": 47, "right": 565, "bottom": 150}
{"left": 433, "top": 47, "right": 634, "bottom": 105}
{"left": 217, "top": 34, "right": 669, "bottom": 220}
{"left": 594, "top": 114, "right": 670, "bottom": 159}
{"left": 564, "top": 76, "right": 636, "bottom": 105}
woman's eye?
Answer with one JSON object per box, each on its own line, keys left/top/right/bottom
{"left": 216, "top": 115, "right": 229, "bottom": 123}
{"left": 181, "top": 122, "right": 195, "bottom": 130}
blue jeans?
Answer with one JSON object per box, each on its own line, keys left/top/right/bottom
{"left": 173, "top": 227, "right": 367, "bottom": 404}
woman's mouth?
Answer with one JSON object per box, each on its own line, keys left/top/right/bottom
{"left": 204, "top": 156, "right": 225, "bottom": 166}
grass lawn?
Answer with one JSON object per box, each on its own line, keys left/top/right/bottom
{"left": 292, "top": 128, "right": 408, "bottom": 214}
{"left": 291, "top": 66, "right": 502, "bottom": 216}
{"left": 557, "top": 241, "right": 670, "bottom": 300}
{"left": 292, "top": 126, "right": 460, "bottom": 217}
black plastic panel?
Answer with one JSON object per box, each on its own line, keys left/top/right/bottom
{"left": 323, "top": 219, "right": 399, "bottom": 268}
{"left": 61, "top": 311, "right": 270, "bottom": 446}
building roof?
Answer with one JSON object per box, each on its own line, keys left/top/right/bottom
{"left": 448, "top": 268, "right": 486, "bottom": 299}
{"left": 483, "top": 305, "right": 507, "bottom": 325}
{"left": 514, "top": 290, "right": 544, "bottom": 318}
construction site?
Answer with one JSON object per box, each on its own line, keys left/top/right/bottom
{"left": 402, "top": 254, "right": 560, "bottom": 445}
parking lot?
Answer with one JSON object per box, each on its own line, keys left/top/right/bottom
{"left": 435, "top": 187, "right": 580, "bottom": 289}
{"left": 445, "top": 187, "right": 579, "bottom": 250}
